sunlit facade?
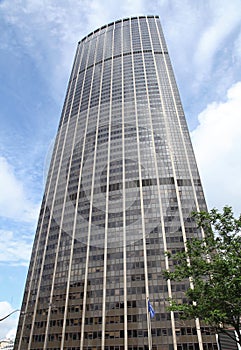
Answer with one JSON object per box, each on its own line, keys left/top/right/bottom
{"left": 14, "top": 16, "right": 217, "bottom": 350}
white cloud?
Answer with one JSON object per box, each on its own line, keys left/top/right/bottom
{"left": 191, "top": 81, "right": 241, "bottom": 215}
{"left": 157, "top": 1, "right": 241, "bottom": 109}
{"left": 0, "top": 301, "right": 18, "bottom": 340}
{"left": 0, "top": 0, "right": 88, "bottom": 99}
{"left": 0, "top": 229, "right": 33, "bottom": 266}
{"left": 194, "top": 2, "right": 241, "bottom": 79}
{"left": 0, "top": 157, "right": 39, "bottom": 223}
{"left": 233, "top": 31, "right": 241, "bottom": 62}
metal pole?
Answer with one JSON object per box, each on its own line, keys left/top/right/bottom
{"left": 0, "top": 309, "right": 20, "bottom": 322}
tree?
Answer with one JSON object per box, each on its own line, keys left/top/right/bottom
{"left": 164, "top": 206, "right": 241, "bottom": 346}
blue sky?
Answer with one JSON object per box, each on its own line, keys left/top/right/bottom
{"left": 1, "top": 0, "right": 241, "bottom": 340}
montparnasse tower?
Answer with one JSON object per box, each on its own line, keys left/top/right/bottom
{"left": 14, "top": 16, "right": 217, "bottom": 350}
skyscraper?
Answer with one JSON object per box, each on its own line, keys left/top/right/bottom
{"left": 14, "top": 16, "right": 218, "bottom": 350}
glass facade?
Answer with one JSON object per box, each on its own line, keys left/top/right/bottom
{"left": 14, "top": 16, "right": 217, "bottom": 350}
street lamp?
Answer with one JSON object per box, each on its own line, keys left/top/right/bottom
{"left": 0, "top": 304, "right": 56, "bottom": 322}
{"left": 0, "top": 309, "right": 21, "bottom": 322}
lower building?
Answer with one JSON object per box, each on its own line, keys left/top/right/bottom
{"left": 218, "top": 331, "right": 239, "bottom": 350}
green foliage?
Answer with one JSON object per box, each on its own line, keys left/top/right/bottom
{"left": 164, "top": 206, "right": 241, "bottom": 345}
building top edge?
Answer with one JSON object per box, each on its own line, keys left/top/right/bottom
{"left": 78, "top": 15, "right": 160, "bottom": 44}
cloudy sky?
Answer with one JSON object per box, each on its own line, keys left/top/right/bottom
{"left": 0, "top": 0, "right": 241, "bottom": 340}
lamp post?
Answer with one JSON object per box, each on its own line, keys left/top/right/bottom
{"left": 0, "top": 309, "right": 21, "bottom": 322}
{"left": 0, "top": 304, "right": 56, "bottom": 322}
